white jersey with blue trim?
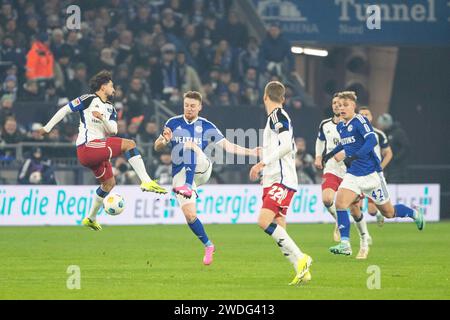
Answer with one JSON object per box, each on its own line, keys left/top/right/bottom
{"left": 337, "top": 114, "right": 382, "bottom": 176}
{"left": 373, "top": 127, "right": 390, "bottom": 162}
{"left": 317, "top": 117, "right": 346, "bottom": 178}
{"left": 68, "top": 94, "right": 118, "bottom": 146}
{"left": 262, "top": 107, "right": 298, "bottom": 190}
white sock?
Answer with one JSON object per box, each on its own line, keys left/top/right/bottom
{"left": 270, "top": 224, "right": 304, "bottom": 267}
{"left": 128, "top": 155, "right": 152, "bottom": 183}
{"left": 354, "top": 214, "right": 370, "bottom": 245}
{"left": 88, "top": 194, "right": 104, "bottom": 221}
{"left": 326, "top": 202, "right": 337, "bottom": 220}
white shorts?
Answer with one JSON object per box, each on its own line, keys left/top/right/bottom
{"left": 339, "top": 171, "right": 390, "bottom": 205}
{"left": 172, "top": 151, "right": 212, "bottom": 207}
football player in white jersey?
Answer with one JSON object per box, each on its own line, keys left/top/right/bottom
{"left": 250, "top": 81, "right": 312, "bottom": 285}
{"left": 315, "top": 93, "right": 346, "bottom": 241}
{"left": 315, "top": 94, "right": 372, "bottom": 259}
{"left": 39, "top": 70, "right": 167, "bottom": 230}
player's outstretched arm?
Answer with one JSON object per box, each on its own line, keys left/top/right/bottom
{"left": 39, "top": 105, "right": 73, "bottom": 136}
{"left": 216, "top": 139, "right": 261, "bottom": 158}
{"left": 154, "top": 127, "right": 172, "bottom": 152}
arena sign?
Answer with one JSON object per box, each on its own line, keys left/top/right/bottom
{"left": 253, "top": 0, "right": 450, "bottom": 45}
{"left": 0, "top": 184, "right": 440, "bottom": 226}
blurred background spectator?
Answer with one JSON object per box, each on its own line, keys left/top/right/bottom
{"left": 17, "top": 147, "right": 56, "bottom": 185}
{"left": 154, "top": 151, "right": 173, "bottom": 185}
{"left": 295, "top": 137, "right": 317, "bottom": 185}
{"left": 377, "top": 113, "right": 411, "bottom": 183}
{"left": 0, "top": 0, "right": 311, "bottom": 185}
{"left": 113, "top": 156, "right": 140, "bottom": 185}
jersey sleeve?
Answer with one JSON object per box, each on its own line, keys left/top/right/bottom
{"left": 68, "top": 95, "right": 95, "bottom": 112}
{"left": 270, "top": 109, "right": 289, "bottom": 133}
{"left": 204, "top": 121, "right": 225, "bottom": 144}
{"left": 378, "top": 130, "right": 389, "bottom": 148}
{"left": 164, "top": 118, "right": 177, "bottom": 132}
{"left": 355, "top": 115, "right": 375, "bottom": 139}
{"left": 109, "top": 107, "right": 118, "bottom": 121}
{"left": 317, "top": 121, "right": 326, "bottom": 141}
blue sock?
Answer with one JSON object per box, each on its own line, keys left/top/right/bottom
{"left": 264, "top": 223, "right": 277, "bottom": 235}
{"left": 188, "top": 218, "right": 212, "bottom": 246}
{"left": 183, "top": 149, "right": 196, "bottom": 187}
{"left": 124, "top": 147, "right": 140, "bottom": 160}
{"left": 337, "top": 209, "right": 351, "bottom": 241}
{"left": 394, "top": 204, "right": 415, "bottom": 218}
{"left": 96, "top": 187, "right": 109, "bottom": 198}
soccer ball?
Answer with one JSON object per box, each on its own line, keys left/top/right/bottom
{"left": 103, "top": 193, "right": 125, "bottom": 216}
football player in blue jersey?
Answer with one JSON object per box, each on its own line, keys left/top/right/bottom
{"left": 154, "top": 91, "right": 260, "bottom": 265}
{"left": 322, "top": 91, "right": 425, "bottom": 256}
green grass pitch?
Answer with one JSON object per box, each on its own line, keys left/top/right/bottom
{"left": 1, "top": 222, "right": 449, "bottom": 299}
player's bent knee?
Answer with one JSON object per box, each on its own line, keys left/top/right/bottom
{"left": 122, "top": 139, "right": 136, "bottom": 152}
{"left": 322, "top": 190, "right": 335, "bottom": 207}
{"left": 126, "top": 139, "right": 136, "bottom": 150}
{"left": 184, "top": 213, "right": 197, "bottom": 224}
{"left": 323, "top": 198, "right": 334, "bottom": 207}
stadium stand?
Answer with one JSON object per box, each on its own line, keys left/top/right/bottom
{"left": 0, "top": 0, "right": 317, "bottom": 185}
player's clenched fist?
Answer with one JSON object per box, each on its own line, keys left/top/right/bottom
{"left": 249, "top": 161, "right": 265, "bottom": 181}
{"left": 314, "top": 156, "right": 323, "bottom": 169}
{"left": 162, "top": 127, "right": 172, "bottom": 142}
{"left": 38, "top": 128, "right": 48, "bottom": 136}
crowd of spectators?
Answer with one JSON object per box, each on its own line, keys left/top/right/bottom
{"left": 0, "top": 0, "right": 310, "bottom": 184}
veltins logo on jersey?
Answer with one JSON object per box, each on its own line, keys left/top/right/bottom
{"left": 347, "top": 125, "right": 353, "bottom": 132}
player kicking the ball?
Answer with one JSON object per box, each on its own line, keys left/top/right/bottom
{"left": 154, "top": 91, "right": 259, "bottom": 265}
{"left": 39, "top": 70, "right": 167, "bottom": 231}
{"left": 250, "top": 81, "right": 312, "bottom": 285}
{"left": 322, "top": 91, "right": 425, "bottom": 256}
